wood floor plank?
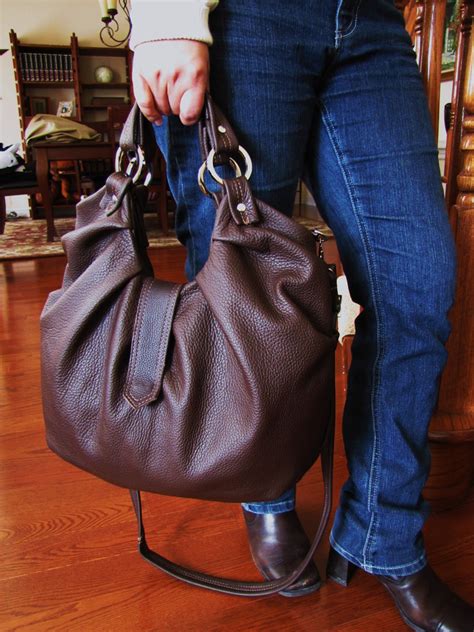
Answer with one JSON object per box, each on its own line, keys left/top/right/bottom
{"left": 1, "top": 243, "right": 473, "bottom": 632}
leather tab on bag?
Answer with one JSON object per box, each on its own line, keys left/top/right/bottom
{"left": 124, "top": 277, "right": 181, "bottom": 409}
{"left": 223, "top": 175, "right": 260, "bottom": 225}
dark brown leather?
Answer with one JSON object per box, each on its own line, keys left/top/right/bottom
{"left": 129, "top": 412, "right": 334, "bottom": 596}
{"left": 222, "top": 175, "right": 260, "bottom": 226}
{"left": 378, "top": 566, "right": 474, "bottom": 632}
{"left": 120, "top": 102, "right": 157, "bottom": 167}
{"left": 198, "top": 93, "right": 240, "bottom": 163}
{"left": 242, "top": 509, "right": 322, "bottom": 597}
{"left": 326, "top": 546, "right": 474, "bottom": 631}
{"left": 40, "top": 92, "right": 339, "bottom": 595}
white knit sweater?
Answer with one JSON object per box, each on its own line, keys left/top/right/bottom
{"left": 129, "top": 0, "right": 220, "bottom": 50}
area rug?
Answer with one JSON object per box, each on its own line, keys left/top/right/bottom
{"left": 0, "top": 214, "right": 332, "bottom": 261}
{"left": 0, "top": 216, "right": 181, "bottom": 261}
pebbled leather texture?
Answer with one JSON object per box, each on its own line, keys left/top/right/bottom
{"left": 40, "top": 93, "right": 339, "bottom": 595}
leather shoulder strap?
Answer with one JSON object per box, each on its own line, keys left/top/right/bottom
{"left": 128, "top": 381, "right": 335, "bottom": 596}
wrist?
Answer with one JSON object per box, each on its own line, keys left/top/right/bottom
{"left": 129, "top": 0, "right": 218, "bottom": 50}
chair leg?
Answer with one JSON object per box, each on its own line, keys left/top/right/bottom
{"left": 0, "top": 194, "right": 6, "bottom": 234}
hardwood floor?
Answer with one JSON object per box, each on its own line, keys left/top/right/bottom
{"left": 1, "top": 245, "right": 473, "bottom": 632}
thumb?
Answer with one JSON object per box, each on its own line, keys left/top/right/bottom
{"left": 180, "top": 86, "right": 206, "bottom": 126}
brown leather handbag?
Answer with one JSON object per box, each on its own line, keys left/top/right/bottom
{"left": 40, "top": 93, "right": 340, "bottom": 596}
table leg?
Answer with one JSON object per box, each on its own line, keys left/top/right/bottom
{"left": 36, "top": 150, "right": 57, "bottom": 242}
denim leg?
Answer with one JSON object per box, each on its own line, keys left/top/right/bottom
{"left": 152, "top": 1, "right": 336, "bottom": 513}
{"left": 241, "top": 487, "right": 296, "bottom": 515}
{"left": 302, "top": 0, "right": 457, "bottom": 574}
{"left": 153, "top": 0, "right": 457, "bottom": 546}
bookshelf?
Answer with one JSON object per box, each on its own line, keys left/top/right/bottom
{"left": 9, "top": 30, "right": 133, "bottom": 152}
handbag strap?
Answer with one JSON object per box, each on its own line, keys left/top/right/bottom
{"left": 128, "top": 382, "right": 335, "bottom": 597}
{"left": 120, "top": 103, "right": 157, "bottom": 164}
{"left": 119, "top": 93, "right": 244, "bottom": 175}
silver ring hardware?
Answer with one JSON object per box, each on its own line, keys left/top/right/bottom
{"left": 115, "top": 146, "right": 145, "bottom": 184}
{"left": 206, "top": 146, "right": 253, "bottom": 185}
{"left": 198, "top": 156, "right": 242, "bottom": 197}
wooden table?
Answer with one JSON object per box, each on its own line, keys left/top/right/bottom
{"left": 32, "top": 141, "right": 113, "bottom": 242}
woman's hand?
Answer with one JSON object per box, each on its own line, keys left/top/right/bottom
{"left": 132, "top": 40, "right": 210, "bottom": 126}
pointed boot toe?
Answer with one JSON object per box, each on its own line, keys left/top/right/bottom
{"left": 326, "top": 545, "right": 474, "bottom": 631}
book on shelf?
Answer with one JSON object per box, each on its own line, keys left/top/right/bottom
{"left": 18, "top": 51, "right": 73, "bottom": 82}
{"left": 52, "top": 54, "right": 58, "bottom": 81}
{"left": 32, "top": 53, "right": 39, "bottom": 81}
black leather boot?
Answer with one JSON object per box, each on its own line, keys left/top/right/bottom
{"left": 326, "top": 545, "right": 474, "bottom": 631}
{"left": 242, "top": 508, "right": 322, "bottom": 597}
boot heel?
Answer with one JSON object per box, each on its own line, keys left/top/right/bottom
{"left": 326, "top": 545, "right": 358, "bottom": 587}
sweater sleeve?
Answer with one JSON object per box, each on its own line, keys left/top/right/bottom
{"left": 129, "top": 0, "right": 219, "bottom": 50}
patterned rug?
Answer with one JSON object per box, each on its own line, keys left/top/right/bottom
{"left": 0, "top": 216, "right": 181, "bottom": 261}
{"left": 0, "top": 214, "right": 332, "bottom": 261}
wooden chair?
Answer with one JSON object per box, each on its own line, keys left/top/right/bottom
{"left": 340, "top": 0, "right": 474, "bottom": 511}
{"left": 0, "top": 176, "right": 40, "bottom": 235}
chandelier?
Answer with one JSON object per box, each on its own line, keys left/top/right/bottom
{"left": 98, "top": 0, "right": 131, "bottom": 48}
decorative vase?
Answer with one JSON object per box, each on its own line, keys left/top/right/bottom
{"left": 95, "top": 66, "right": 114, "bottom": 83}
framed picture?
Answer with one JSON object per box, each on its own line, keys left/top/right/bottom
{"left": 57, "top": 100, "right": 74, "bottom": 117}
{"left": 442, "top": 0, "right": 462, "bottom": 80}
{"left": 28, "top": 96, "right": 49, "bottom": 115}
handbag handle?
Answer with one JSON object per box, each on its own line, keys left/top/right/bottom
{"left": 118, "top": 93, "right": 249, "bottom": 189}
{"left": 119, "top": 92, "right": 237, "bottom": 157}
{"left": 128, "top": 386, "right": 335, "bottom": 597}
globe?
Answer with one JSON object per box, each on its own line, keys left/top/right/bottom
{"left": 95, "top": 66, "right": 114, "bottom": 83}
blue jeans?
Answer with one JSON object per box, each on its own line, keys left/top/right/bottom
{"left": 152, "top": 0, "right": 457, "bottom": 576}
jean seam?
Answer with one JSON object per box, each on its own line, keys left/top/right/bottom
{"left": 335, "top": 0, "right": 363, "bottom": 47}
{"left": 330, "top": 533, "right": 427, "bottom": 574}
{"left": 168, "top": 120, "right": 197, "bottom": 278}
{"left": 318, "top": 99, "right": 385, "bottom": 569}
{"left": 340, "top": 0, "right": 363, "bottom": 40}
{"left": 334, "top": 0, "right": 345, "bottom": 48}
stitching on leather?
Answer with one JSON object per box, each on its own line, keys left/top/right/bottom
{"left": 222, "top": 127, "right": 230, "bottom": 150}
{"left": 236, "top": 178, "right": 244, "bottom": 222}
{"left": 236, "top": 178, "right": 243, "bottom": 220}
{"left": 235, "top": 177, "right": 249, "bottom": 224}
{"left": 124, "top": 278, "right": 153, "bottom": 404}
{"left": 152, "top": 284, "right": 181, "bottom": 399}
